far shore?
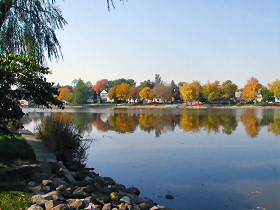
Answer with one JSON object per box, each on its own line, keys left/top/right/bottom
{"left": 60, "top": 103, "right": 280, "bottom": 110}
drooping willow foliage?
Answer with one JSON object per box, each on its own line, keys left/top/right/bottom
{"left": 0, "top": 0, "right": 67, "bottom": 62}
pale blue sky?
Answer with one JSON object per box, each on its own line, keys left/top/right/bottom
{"left": 49, "top": 0, "right": 280, "bottom": 87}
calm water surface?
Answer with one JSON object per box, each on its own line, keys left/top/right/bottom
{"left": 23, "top": 108, "right": 280, "bottom": 210}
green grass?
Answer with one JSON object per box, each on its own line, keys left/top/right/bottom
{"left": 0, "top": 134, "right": 36, "bottom": 167}
{"left": 0, "top": 191, "right": 32, "bottom": 210}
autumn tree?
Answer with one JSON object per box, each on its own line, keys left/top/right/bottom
{"left": 269, "top": 79, "right": 280, "bottom": 98}
{"left": 153, "top": 83, "right": 173, "bottom": 102}
{"left": 202, "top": 81, "right": 221, "bottom": 101}
{"left": 180, "top": 81, "right": 201, "bottom": 105}
{"left": 242, "top": 77, "right": 261, "bottom": 102}
{"left": 139, "top": 87, "right": 155, "bottom": 101}
{"left": 57, "top": 88, "right": 73, "bottom": 102}
{"left": 128, "top": 86, "right": 139, "bottom": 101}
{"left": 221, "top": 80, "right": 238, "bottom": 105}
{"left": 93, "top": 79, "right": 108, "bottom": 95}
{"left": 116, "top": 83, "right": 131, "bottom": 101}
{"left": 108, "top": 86, "right": 117, "bottom": 103}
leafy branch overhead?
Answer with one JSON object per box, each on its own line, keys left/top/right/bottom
{"left": 0, "top": 0, "right": 67, "bottom": 62}
{"left": 0, "top": 53, "right": 63, "bottom": 133}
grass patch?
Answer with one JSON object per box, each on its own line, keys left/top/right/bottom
{"left": 0, "top": 134, "right": 36, "bottom": 167}
{"left": 0, "top": 191, "right": 32, "bottom": 210}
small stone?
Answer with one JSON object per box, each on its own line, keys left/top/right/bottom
{"left": 61, "top": 190, "right": 73, "bottom": 198}
{"left": 120, "top": 196, "right": 131, "bottom": 205}
{"left": 69, "top": 199, "right": 84, "bottom": 210}
{"left": 45, "top": 200, "right": 61, "bottom": 210}
{"left": 164, "top": 194, "right": 174, "bottom": 200}
{"left": 45, "top": 191, "right": 64, "bottom": 200}
{"left": 73, "top": 187, "right": 89, "bottom": 198}
{"left": 102, "top": 203, "right": 112, "bottom": 210}
{"left": 50, "top": 204, "right": 69, "bottom": 210}
{"left": 31, "top": 195, "right": 51, "bottom": 205}
{"left": 27, "top": 204, "right": 44, "bottom": 210}
{"left": 84, "top": 176, "right": 94, "bottom": 185}
{"left": 127, "top": 187, "right": 140, "bottom": 196}
{"left": 103, "top": 177, "right": 116, "bottom": 185}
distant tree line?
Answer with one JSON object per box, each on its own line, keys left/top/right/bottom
{"left": 56, "top": 75, "right": 280, "bottom": 105}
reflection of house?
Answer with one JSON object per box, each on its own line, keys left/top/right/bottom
{"left": 100, "top": 90, "right": 110, "bottom": 103}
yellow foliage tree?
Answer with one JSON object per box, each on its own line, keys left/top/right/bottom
{"left": 57, "top": 88, "right": 73, "bottom": 102}
{"left": 180, "top": 81, "right": 201, "bottom": 105}
{"left": 139, "top": 87, "right": 156, "bottom": 100}
{"left": 269, "top": 79, "right": 280, "bottom": 98}
{"left": 202, "top": 80, "right": 221, "bottom": 101}
{"left": 242, "top": 77, "right": 261, "bottom": 102}
{"left": 116, "top": 83, "right": 131, "bottom": 101}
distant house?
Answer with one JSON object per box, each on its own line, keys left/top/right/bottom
{"left": 100, "top": 90, "right": 110, "bottom": 103}
{"left": 19, "top": 100, "right": 28, "bottom": 106}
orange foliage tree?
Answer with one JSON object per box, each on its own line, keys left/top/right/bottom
{"left": 57, "top": 87, "right": 73, "bottom": 102}
{"left": 128, "top": 86, "right": 139, "bottom": 101}
{"left": 93, "top": 79, "right": 108, "bottom": 94}
{"left": 116, "top": 83, "right": 131, "bottom": 101}
{"left": 269, "top": 79, "right": 280, "bottom": 98}
{"left": 179, "top": 81, "right": 201, "bottom": 105}
{"left": 139, "top": 87, "right": 156, "bottom": 101}
{"left": 242, "top": 77, "right": 261, "bottom": 102}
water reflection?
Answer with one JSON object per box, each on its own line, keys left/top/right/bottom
{"left": 23, "top": 108, "right": 280, "bottom": 138}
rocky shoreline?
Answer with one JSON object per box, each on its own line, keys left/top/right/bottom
{"left": 27, "top": 161, "right": 172, "bottom": 210}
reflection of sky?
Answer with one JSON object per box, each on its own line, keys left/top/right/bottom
{"left": 23, "top": 108, "right": 280, "bottom": 210}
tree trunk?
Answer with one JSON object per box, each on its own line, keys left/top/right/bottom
{"left": 0, "top": 0, "right": 15, "bottom": 29}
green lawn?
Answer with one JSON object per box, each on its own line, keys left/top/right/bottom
{"left": 0, "top": 134, "right": 36, "bottom": 209}
{"left": 0, "top": 134, "right": 36, "bottom": 168}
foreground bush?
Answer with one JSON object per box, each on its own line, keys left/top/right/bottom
{"left": 37, "top": 114, "right": 91, "bottom": 166}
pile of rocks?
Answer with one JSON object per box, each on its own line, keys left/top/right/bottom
{"left": 27, "top": 162, "right": 172, "bottom": 210}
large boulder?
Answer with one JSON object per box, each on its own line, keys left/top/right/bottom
{"left": 69, "top": 199, "right": 84, "bottom": 210}
{"left": 103, "top": 177, "right": 116, "bottom": 186}
{"left": 45, "top": 200, "right": 61, "bottom": 210}
{"left": 27, "top": 204, "right": 44, "bottom": 210}
{"left": 50, "top": 204, "right": 69, "bottom": 210}
{"left": 127, "top": 187, "right": 140, "bottom": 196}
{"left": 73, "top": 187, "right": 89, "bottom": 199}
{"left": 31, "top": 194, "right": 52, "bottom": 206}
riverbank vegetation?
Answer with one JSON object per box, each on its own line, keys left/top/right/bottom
{"left": 56, "top": 76, "right": 280, "bottom": 107}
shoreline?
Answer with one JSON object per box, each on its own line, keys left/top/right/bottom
{"left": 60, "top": 104, "right": 280, "bottom": 110}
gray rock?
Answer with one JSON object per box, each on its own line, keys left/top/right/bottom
{"left": 120, "top": 196, "right": 131, "bottom": 205}
{"left": 33, "top": 173, "right": 50, "bottom": 182}
{"left": 61, "top": 190, "right": 73, "bottom": 198}
{"left": 45, "top": 200, "right": 61, "bottom": 210}
{"left": 102, "top": 203, "right": 112, "bottom": 210}
{"left": 92, "top": 192, "right": 111, "bottom": 204}
{"left": 127, "top": 187, "right": 140, "bottom": 196}
{"left": 164, "top": 194, "right": 174, "bottom": 200}
{"left": 45, "top": 191, "right": 64, "bottom": 200}
{"left": 56, "top": 185, "right": 66, "bottom": 191}
{"left": 50, "top": 204, "right": 69, "bottom": 210}
{"left": 92, "top": 176, "right": 105, "bottom": 185}
{"left": 103, "top": 177, "right": 115, "bottom": 185}
{"left": 27, "top": 204, "right": 44, "bottom": 210}
{"left": 93, "top": 183, "right": 111, "bottom": 194}
{"left": 83, "top": 176, "right": 94, "bottom": 185}
{"left": 73, "top": 187, "right": 89, "bottom": 198}
{"left": 28, "top": 181, "right": 37, "bottom": 187}
{"left": 31, "top": 194, "right": 52, "bottom": 205}
{"left": 69, "top": 199, "right": 84, "bottom": 210}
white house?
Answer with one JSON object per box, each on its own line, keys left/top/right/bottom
{"left": 100, "top": 90, "right": 110, "bottom": 103}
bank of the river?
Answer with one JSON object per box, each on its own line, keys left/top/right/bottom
{"left": 60, "top": 103, "right": 280, "bottom": 110}
{"left": 0, "top": 132, "right": 172, "bottom": 210}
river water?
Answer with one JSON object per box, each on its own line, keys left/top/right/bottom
{"left": 22, "top": 107, "right": 280, "bottom": 210}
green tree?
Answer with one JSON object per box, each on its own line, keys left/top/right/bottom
{"left": 0, "top": 53, "right": 62, "bottom": 134}
{"left": 269, "top": 79, "right": 280, "bottom": 98}
{"left": 73, "top": 79, "right": 94, "bottom": 105}
{"left": 108, "top": 78, "right": 136, "bottom": 88}
{"left": 261, "top": 86, "right": 273, "bottom": 102}
{"left": 171, "top": 80, "right": 180, "bottom": 100}
{"left": 202, "top": 81, "right": 221, "bottom": 101}
{"left": 221, "top": 80, "right": 238, "bottom": 105}
{"left": 0, "top": 0, "right": 67, "bottom": 62}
